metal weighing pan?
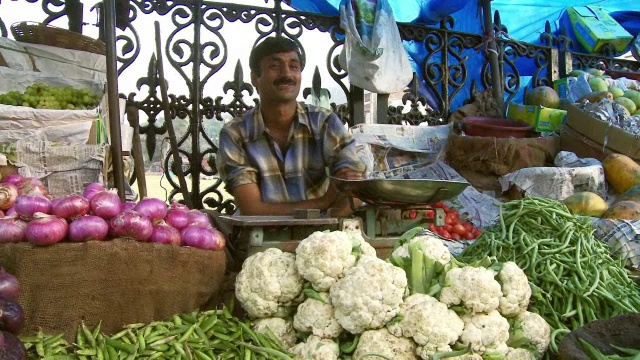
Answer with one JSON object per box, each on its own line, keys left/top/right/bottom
{"left": 331, "top": 177, "right": 470, "bottom": 206}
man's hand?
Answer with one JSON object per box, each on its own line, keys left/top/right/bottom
{"left": 332, "top": 167, "right": 364, "bottom": 180}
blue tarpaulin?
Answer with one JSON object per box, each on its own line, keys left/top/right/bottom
{"left": 289, "top": 0, "right": 640, "bottom": 42}
{"left": 288, "top": 0, "right": 639, "bottom": 110}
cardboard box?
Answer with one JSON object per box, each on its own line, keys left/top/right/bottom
{"left": 506, "top": 102, "right": 567, "bottom": 133}
{"left": 566, "top": 6, "right": 633, "bottom": 53}
{"left": 561, "top": 104, "right": 640, "bottom": 161}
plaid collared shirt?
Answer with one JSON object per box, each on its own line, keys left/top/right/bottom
{"left": 216, "top": 102, "right": 366, "bottom": 204}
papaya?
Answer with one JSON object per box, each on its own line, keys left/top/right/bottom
{"left": 602, "top": 153, "right": 640, "bottom": 194}
{"left": 563, "top": 192, "right": 608, "bottom": 217}
{"left": 602, "top": 200, "right": 640, "bottom": 220}
{"left": 613, "top": 185, "right": 640, "bottom": 204}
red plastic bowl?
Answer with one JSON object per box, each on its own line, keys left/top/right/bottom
{"left": 462, "top": 117, "right": 534, "bottom": 138}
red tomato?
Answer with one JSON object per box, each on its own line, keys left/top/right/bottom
{"left": 472, "top": 228, "right": 483, "bottom": 238}
{"left": 424, "top": 210, "right": 435, "bottom": 219}
{"left": 452, "top": 224, "right": 466, "bottom": 236}
{"left": 444, "top": 224, "right": 453, "bottom": 233}
{"left": 451, "top": 233, "right": 462, "bottom": 240}
{"left": 428, "top": 223, "right": 436, "bottom": 232}
{"left": 440, "top": 230, "right": 452, "bottom": 239}
{"left": 464, "top": 232, "right": 475, "bottom": 240}
{"left": 462, "top": 222, "right": 473, "bottom": 232}
{"left": 408, "top": 210, "right": 417, "bottom": 219}
{"left": 441, "top": 205, "right": 451, "bottom": 213}
{"left": 433, "top": 202, "right": 445, "bottom": 208}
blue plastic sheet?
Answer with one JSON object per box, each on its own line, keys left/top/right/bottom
{"left": 288, "top": 0, "right": 640, "bottom": 111}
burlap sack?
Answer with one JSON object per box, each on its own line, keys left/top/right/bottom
{"left": 446, "top": 133, "right": 560, "bottom": 176}
{"left": 0, "top": 239, "right": 226, "bottom": 340}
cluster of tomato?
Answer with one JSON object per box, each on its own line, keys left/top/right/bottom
{"left": 407, "top": 202, "right": 482, "bottom": 241}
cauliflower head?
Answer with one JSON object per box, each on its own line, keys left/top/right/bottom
{"left": 253, "top": 317, "right": 297, "bottom": 350}
{"left": 505, "top": 347, "right": 537, "bottom": 360}
{"left": 296, "top": 230, "right": 374, "bottom": 292}
{"left": 293, "top": 292, "right": 343, "bottom": 339}
{"left": 507, "top": 311, "right": 551, "bottom": 357}
{"left": 390, "top": 235, "right": 452, "bottom": 266}
{"left": 353, "top": 328, "right": 418, "bottom": 360}
{"left": 439, "top": 266, "right": 502, "bottom": 314}
{"left": 497, "top": 262, "right": 532, "bottom": 317}
{"left": 235, "top": 248, "right": 304, "bottom": 318}
{"left": 290, "top": 335, "right": 339, "bottom": 360}
{"left": 459, "top": 310, "right": 510, "bottom": 356}
{"left": 387, "top": 294, "right": 463, "bottom": 352}
{"left": 330, "top": 255, "right": 407, "bottom": 334}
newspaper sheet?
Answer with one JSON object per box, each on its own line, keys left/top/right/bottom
{"left": 498, "top": 151, "right": 608, "bottom": 201}
{"left": 14, "top": 140, "right": 109, "bottom": 198}
{"left": 591, "top": 218, "right": 640, "bottom": 271}
{"left": 393, "top": 161, "right": 502, "bottom": 228}
{"left": 351, "top": 123, "right": 451, "bottom": 179}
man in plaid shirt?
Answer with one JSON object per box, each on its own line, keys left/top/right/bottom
{"left": 216, "top": 36, "right": 366, "bottom": 216}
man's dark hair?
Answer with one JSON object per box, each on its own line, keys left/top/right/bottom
{"left": 249, "top": 36, "right": 305, "bottom": 76}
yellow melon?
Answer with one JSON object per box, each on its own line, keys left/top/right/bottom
{"left": 602, "top": 200, "right": 640, "bottom": 220}
{"left": 613, "top": 185, "right": 640, "bottom": 204}
{"left": 563, "top": 192, "right": 608, "bottom": 217}
{"left": 602, "top": 154, "right": 640, "bottom": 194}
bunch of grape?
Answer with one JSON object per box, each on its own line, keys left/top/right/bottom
{"left": 0, "top": 83, "right": 101, "bottom": 110}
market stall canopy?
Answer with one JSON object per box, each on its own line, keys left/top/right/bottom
{"left": 289, "top": 0, "right": 640, "bottom": 111}
{"left": 289, "top": 0, "right": 640, "bottom": 44}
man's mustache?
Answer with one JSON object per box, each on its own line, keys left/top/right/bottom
{"left": 274, "top": 78, "right": 296, "bottom": 86}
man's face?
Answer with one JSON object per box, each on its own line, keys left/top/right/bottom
{"left": 252, "top": 51, "right": 302, "bottom": 104}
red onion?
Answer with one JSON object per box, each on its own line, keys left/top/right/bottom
{"left": 14, "top": 192, "right": 51, "bottom": 219}
{"left": 0, "top": 216, "right": 27, "bottom": 244}
{"left": 90, "top": 190, "right": 122, "bottom": 220}
{"left": 186, "top": 210, "right": 212, "bottom": 228}
{"left": 16, "top": 177, "right": 47, "bottom": 196}
{"left": 0, "top": 268, "right": 20, "bottom": 300}
{"left": 0, "top": 297, "right": 24, "bottom": 335}
{"left": 109, "top": 210, "right": 153, "bottom": 242}
{"left": 150, "top": 221, "right": 182, "bottom": 245}
{"left": 68, "top": 215, "right": 109, "bottom": 242}
{"left": 122, "top": 201, "right": 137, "bottom": 211}
{"left": 82, "top": 182, "right": 106, "bottom": 201}
{"left": 1, "top": 174, "right": 23, "bottom": 186}
{"left": 0, "top": 330, "right": 27, "bottom": 359}
{"left": 25, "top": 213, "right": 68, "bottom": 246}
{"left": 170, "top": 200, "right": 189, "bottom": 211}
{"left": 134, "top": 198, "right": 168, "bottom": 223}
{"left": 180, "top": 225, "right": 225, "bottom": 250}
{"left": 0, "top": 184, "right": 18, "bottom": 211}
{"left": 52, "top": 195, "right": 90, "bottom": 220}
{"left": 165, "top": 209, "right": 189, "bottom": 230}
{"left": 5, "top": 208, "right": 16, "bottom": 217}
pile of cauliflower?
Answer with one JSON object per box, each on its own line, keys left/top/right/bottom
{"left": 234, "top": 230, "right": 551, "bottom": 360}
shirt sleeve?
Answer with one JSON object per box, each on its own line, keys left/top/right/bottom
{"left": 323, "top": 113, "right": 368, "bottom": 175}
{"left": 215, "top": 124, "right": 258, "bottom": 192}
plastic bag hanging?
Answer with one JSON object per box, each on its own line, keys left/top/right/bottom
{"left": 338, "top": 0, "right": 413, "bottom": 94}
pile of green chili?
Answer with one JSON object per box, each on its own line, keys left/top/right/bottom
{"left": 458, "top": 197, "right": 640, "bottom": 354}
{"left": 21, "top": 304, "right": 292, "bottom": 360}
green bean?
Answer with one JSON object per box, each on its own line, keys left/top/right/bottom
{"left": 239, "top": 342, "right": 293, "bottom": 360}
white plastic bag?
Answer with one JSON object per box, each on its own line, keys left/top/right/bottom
{"left": 339, "top": 0, "right": 413, "bottom": 94}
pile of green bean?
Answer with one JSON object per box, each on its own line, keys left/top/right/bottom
{"left": 21, "top": 305, "right": 293, "bottom": 360}
{"left": 459, "top": 197, "right": 640, "bottom": 354}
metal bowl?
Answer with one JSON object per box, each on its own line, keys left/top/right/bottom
{"left": 332, "top": 178, "right": 469, "bottom": 206}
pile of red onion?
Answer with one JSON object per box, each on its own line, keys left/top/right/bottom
{"left": 0, "top": 180, "right": 225, "bottom": 251}
{"left": 0, "top": 268, "right": 27, "bottom": 359}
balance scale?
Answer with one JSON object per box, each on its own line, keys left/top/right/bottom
{"left": 218, "top": 178, "right": 469, "bottom": 255}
